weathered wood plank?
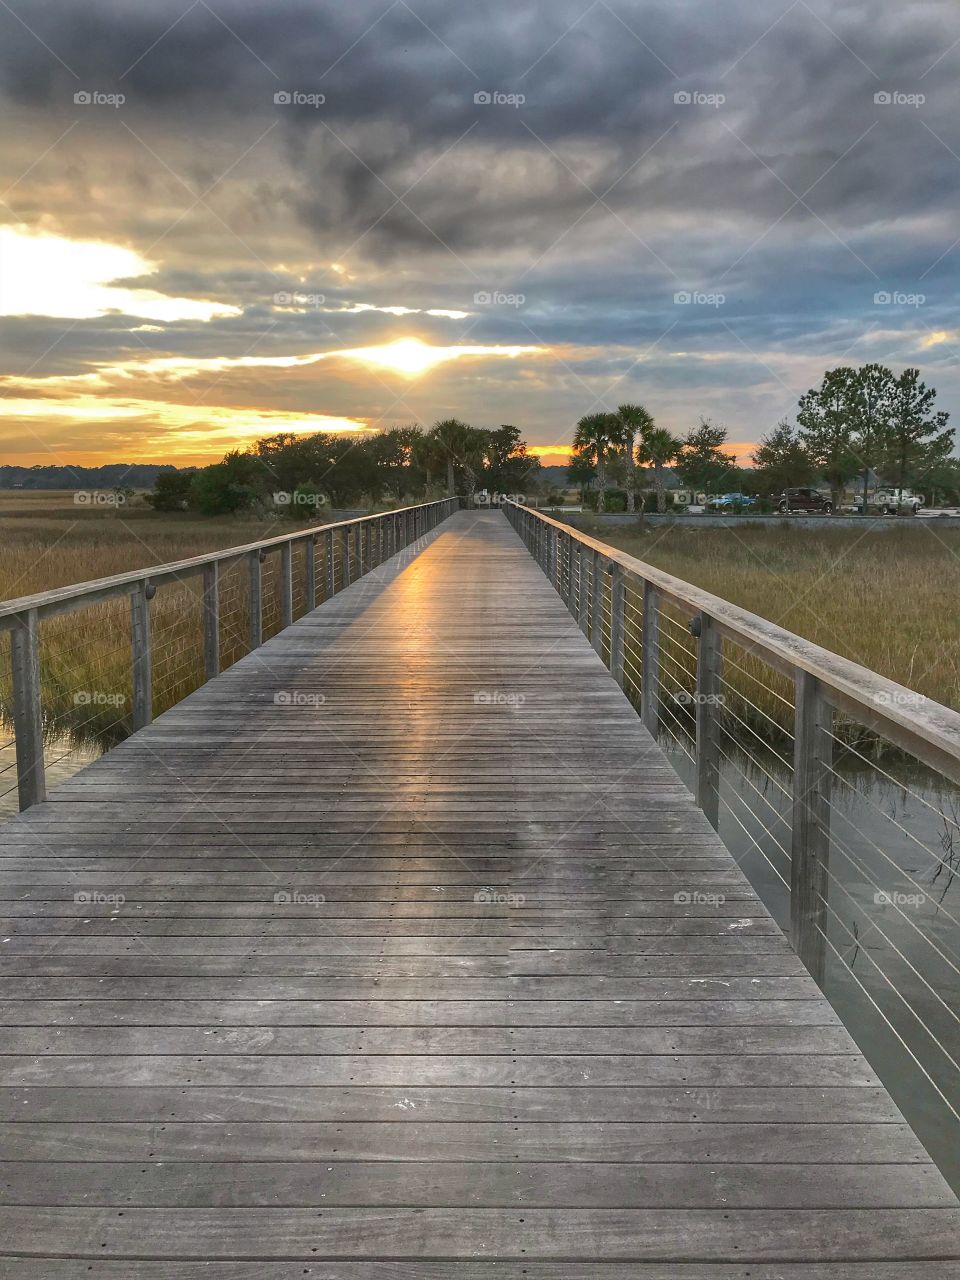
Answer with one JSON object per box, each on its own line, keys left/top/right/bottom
{"left": 0, "top": 1206, "right": 958, "bottom": 1260}
{"left": 0, "top": 1120, "right": 928, "bottom": 1163}
{"left": 1, "top": 1161, "right": 952, "bottom": 1208}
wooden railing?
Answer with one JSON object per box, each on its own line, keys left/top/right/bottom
{"left": 0, "top": 498, "right": 458, "bottom": 812}
{"left": 504, "top": 500, "right": 960, "bottom": 983}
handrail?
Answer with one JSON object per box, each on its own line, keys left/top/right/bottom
{"left": 504, "top": 501, "right": 960, "bottom": 786}
{"left": 502, "top": 499, "right": 960, "bottom": 990}
{"left": 1, "top": 497, "right": 459, "bottom": 813}
{"left": 0, "top": 499, "right": 456, "bottom": 627}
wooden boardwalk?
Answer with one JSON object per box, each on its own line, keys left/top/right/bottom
{"left": 0, "top": 509, "right": 957, "bottom": 1276}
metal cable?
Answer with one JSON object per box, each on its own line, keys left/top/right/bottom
{"left": 814, "top": 899, "right": 960, "bottom": 1125}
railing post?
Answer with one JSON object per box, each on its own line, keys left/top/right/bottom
{"left": 577, "top": 545, "right": 589, "bottom": 635}
{"left": 341, "top": 528, "right": 352, "bottom": 586}
{"left": 248, "top": 551, "right": 263, "bottom": 647}
{"left": 693, "top": 612, "right": 721, "bottom": 829}
{"left": 280, "top": 542, "right": 293, "bottom": 628}
{"left": 640, "top": 581, "right": 660, "bottom": 736}
{"left": 353, "top": 526, "right": 363, "bottom": 578}
{"left": 564, "top": 534, "right": 576, "bottom": 612}
{"left": 131, "top": 581, "right": 153, "bottom": 730}
{"left": 11, "top": 609, "right": 45, "bottom": 810}
{"left": 609, "top": 565, "right": 625, "bottom": 687}
{"left": 202, "top": 562, "right": 220, "bottom": 680}
{"left": 590, "top": 551, "right": 603, "bottom": 657}
{"left": 305, "top": 538, "right": 316, "bottom": 612}
{"left": 791, "top": 670, "right": 832, "bottom": 984}
{"left": 326, "top": 531, "right": 336, "bottom": 600}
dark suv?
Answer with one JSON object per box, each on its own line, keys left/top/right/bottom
{"left": 778, "top": 487, "right": 833, "bottom": 514}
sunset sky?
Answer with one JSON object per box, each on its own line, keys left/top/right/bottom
{"left": 1, "top": 0, "right": 958, "bottom": 467}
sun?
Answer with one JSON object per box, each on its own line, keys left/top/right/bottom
{"left": 341, "top": 337, "right": 541, "bottom": 377}
{"left": 354, "top": 338, "right": 450, "bottom": 376}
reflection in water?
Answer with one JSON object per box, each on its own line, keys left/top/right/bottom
{"left": 0, "top": 726, "right": 100, "bottom": 819}
{"left": 658, "top": 725, "right": 960, "bottom": 1193}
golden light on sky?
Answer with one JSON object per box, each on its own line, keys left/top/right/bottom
{"left": 0, "top": 226, "right": 239, "bottom": 323}
{"left": 94, "top": 338, "right": 544, "bottom": 381}
{"left": 0, "top": 394, "right": 371, "bottom": 465}
{"left": 340, "top": 338, "right": 540, "bottom": 377}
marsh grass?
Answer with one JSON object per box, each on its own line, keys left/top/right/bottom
{"left": 0, "top": 493, "right": 311, "bottom": 751}
{"left": 574, "top": 519, "right": 960, "bottom": 720}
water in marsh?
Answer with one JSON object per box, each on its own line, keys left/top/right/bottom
{"left": 656, "top": 725, "right": 960, "bottom": 1193}
{"left": 1, "top": 711, "right": 958, "bottom": 1194}
{"left": 0, "top": 728, "right": 99, "bottom": 818}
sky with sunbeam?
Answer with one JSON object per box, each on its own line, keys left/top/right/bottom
{"left": 0, "top": 0, "right": 958, "bottom": 466}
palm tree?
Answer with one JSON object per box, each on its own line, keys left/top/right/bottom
{"left": 635, "top": 426, "right": 681, "bottom": 513}
{"left": 566, "top": 449, "right": 597, "bottom": 500}
{"left": 573, "top": 412, "right": 624, "bottom": 512}
{"left": 427, "top": 419, "right": 489, "bottom": 507}
{"left": 411, "top": 431, "right": 446, "bottom": 493}
{"left": 617, "top": 403, "right": 654, "bottom": 513}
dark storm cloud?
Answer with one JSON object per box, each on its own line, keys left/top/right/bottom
{"left": 1, "top": 0, "right": 959, "bottom": 445}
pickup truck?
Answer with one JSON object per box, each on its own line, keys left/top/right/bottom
{"left": 854, "top": 490, "right": 925, "bottom": 514}
{"left": 706, "top": 492, "right": 758, "bottom": 512}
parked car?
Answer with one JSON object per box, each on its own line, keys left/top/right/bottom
{"left": 778, "top": 487, "right": 833, "bottom": 514}
{"left": 853, "top": 489, "right": 924, "bottom": 515}
{"left": 706, "top": 492, "right": 758, "bottom": 512}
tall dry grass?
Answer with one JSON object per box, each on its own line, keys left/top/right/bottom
{"left": 0, "top": 493, "right": 314, "bottom": 748}
{"left": 575, "top": 519, "right": 960, "bottom": 714}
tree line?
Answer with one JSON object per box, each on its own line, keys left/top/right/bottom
{"left": 147, "top": 422, "right": 540, "bottom": 516}
{"left": 0, "top": 464, "right": 177, "bottom": 491}
{"left": 567, "top": 365, "right": 957, "bottom": 512}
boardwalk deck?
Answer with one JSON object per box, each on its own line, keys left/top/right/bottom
{"left": 0, "top": 509, "right": 957, "bottom": 1276}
